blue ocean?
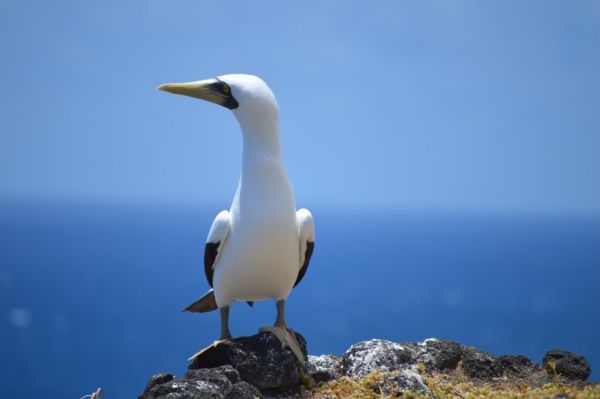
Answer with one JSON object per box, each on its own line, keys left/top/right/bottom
{"left": 1, "top": 201, "right": 598, "bottom": 398}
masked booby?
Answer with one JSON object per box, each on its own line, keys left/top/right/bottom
{"left": 158, "top": 74, "right": 315, "bottom": 356}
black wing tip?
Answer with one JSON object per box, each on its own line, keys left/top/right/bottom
{"left": 294, "top": 241, "right": 315, "bottom": 288}
{"left": 204, "top": 242, "right": 220, "bottom": 288}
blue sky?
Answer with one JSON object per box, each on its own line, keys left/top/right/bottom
{"left": 1, "top": 0, "right": 599, "bottom": 214}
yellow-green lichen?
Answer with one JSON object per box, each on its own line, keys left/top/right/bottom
{"left": 305, "top": 370, "right": 600, "bottom": 399}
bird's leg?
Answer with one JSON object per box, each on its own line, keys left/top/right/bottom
{"left": 187, "top": 306, "right": 232, "bottom": 360}
{"left": 219, "top": 306, "right": 232, "bottom": 340}
{"left": 274, "top": 299, "right": 287, "bottom": 328}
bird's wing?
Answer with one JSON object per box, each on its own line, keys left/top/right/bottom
{"left": 204, "top": 210, "right": 231, "bottom": 288}
{"left": 294, "top": 208, "right": 315, "bottom": 287}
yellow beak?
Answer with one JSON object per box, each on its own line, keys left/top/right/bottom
{"left": 157, "top": 79, "right": 220, "bottom": 102}
{"left": 157, "top": 78, "right": 239, "bottom": 109}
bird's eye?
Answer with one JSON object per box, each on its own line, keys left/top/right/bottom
{"left": 222, "top": 85, "right": 230, "bottom": 94}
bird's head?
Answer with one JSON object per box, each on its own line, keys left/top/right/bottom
{"left": 158, "top": 74, "right": 279, "bottom": 130}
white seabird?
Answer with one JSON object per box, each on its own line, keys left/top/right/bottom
{"left": 158, "top": 74, "right": 315, "bottom": 354}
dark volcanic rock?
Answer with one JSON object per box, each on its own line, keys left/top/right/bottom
{"left": 404, "top": 338, "right": 464, "bottom": 372}
{"left": 225, "top": 381, "right": 263, "bottom": 399}
{"left": 341, "top": 339, "right": 414, "bottom": 377}
{"left": 139, "top": 373, "right": 175, "bottom": 398}
{"left": 543, "top": 349, "right": 591, "bottom": 381}
{"left": 497, "top": 355, "right": 540, "bottom": 377}
{"left": 140, "top": 366, "right": 251, "bottom": 399}
{"left": 188, "top": 331, "right": 308, "bottom": 390}
{"left": 308, "top": 354, "right": 340, "bottom": 383}
{"left": 207, "top": 365, "right": 242, "bottom": 384}
{"left": 183, "top": 367, "right": 233, "bottom": 393}
{"left": 461, "top": 348, "right": 502, "bottom": 379}
{"left": 140, "top": 378, "right": 223, "bottom": 399}
{"left": 139, "top": 367, "right": 244, "bottom": 399}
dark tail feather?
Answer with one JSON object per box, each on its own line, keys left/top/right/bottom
{"left": 183, "top": 289, "right": 218, "bottom": 313}
{"left": 246, "top": 301, "right": 254, "bottom": 308}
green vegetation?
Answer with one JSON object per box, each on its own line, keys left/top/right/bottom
{"left": 303, "top": 370, "right": 599, "bottom": 399}
{"left": 424, "top": 373, "right": 599, "bottom": 399}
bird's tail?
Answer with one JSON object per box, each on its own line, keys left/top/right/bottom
{"left": 182, "top": 289, "right": 218, "bottom": 313}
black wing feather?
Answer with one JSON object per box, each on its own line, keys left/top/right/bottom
{"left": 204, "top": 242, "right": 220, "bottom": 288}
{"left": 294, "top": 241, "right": 314, "bottom": 287}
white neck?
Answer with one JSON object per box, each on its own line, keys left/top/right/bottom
{"left": 232, "top": 111, "right": 295, "bottom": 214}
{"left": 238, "top": 116, "right": 284, "bottom": 173}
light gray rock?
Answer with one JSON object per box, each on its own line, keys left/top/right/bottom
{"left": 308, "top": 354, "right": 340, "bottom": 383}
{"left": 382, "top": 369, "right": 431, "bottom": 396}
{"left": 341, "top": 339, "right": 414, "bottom": 377}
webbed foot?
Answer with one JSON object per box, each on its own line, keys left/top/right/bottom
{"left": 259, "top": 325, "right": 305, "bottom": 362}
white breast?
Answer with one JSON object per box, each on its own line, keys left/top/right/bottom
{"left": 212, "top": 171, "right": 300, "bottom": 307}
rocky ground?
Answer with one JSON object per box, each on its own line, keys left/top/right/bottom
{"left": 139, "top": 331, "right": 595, "bottom": 398}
